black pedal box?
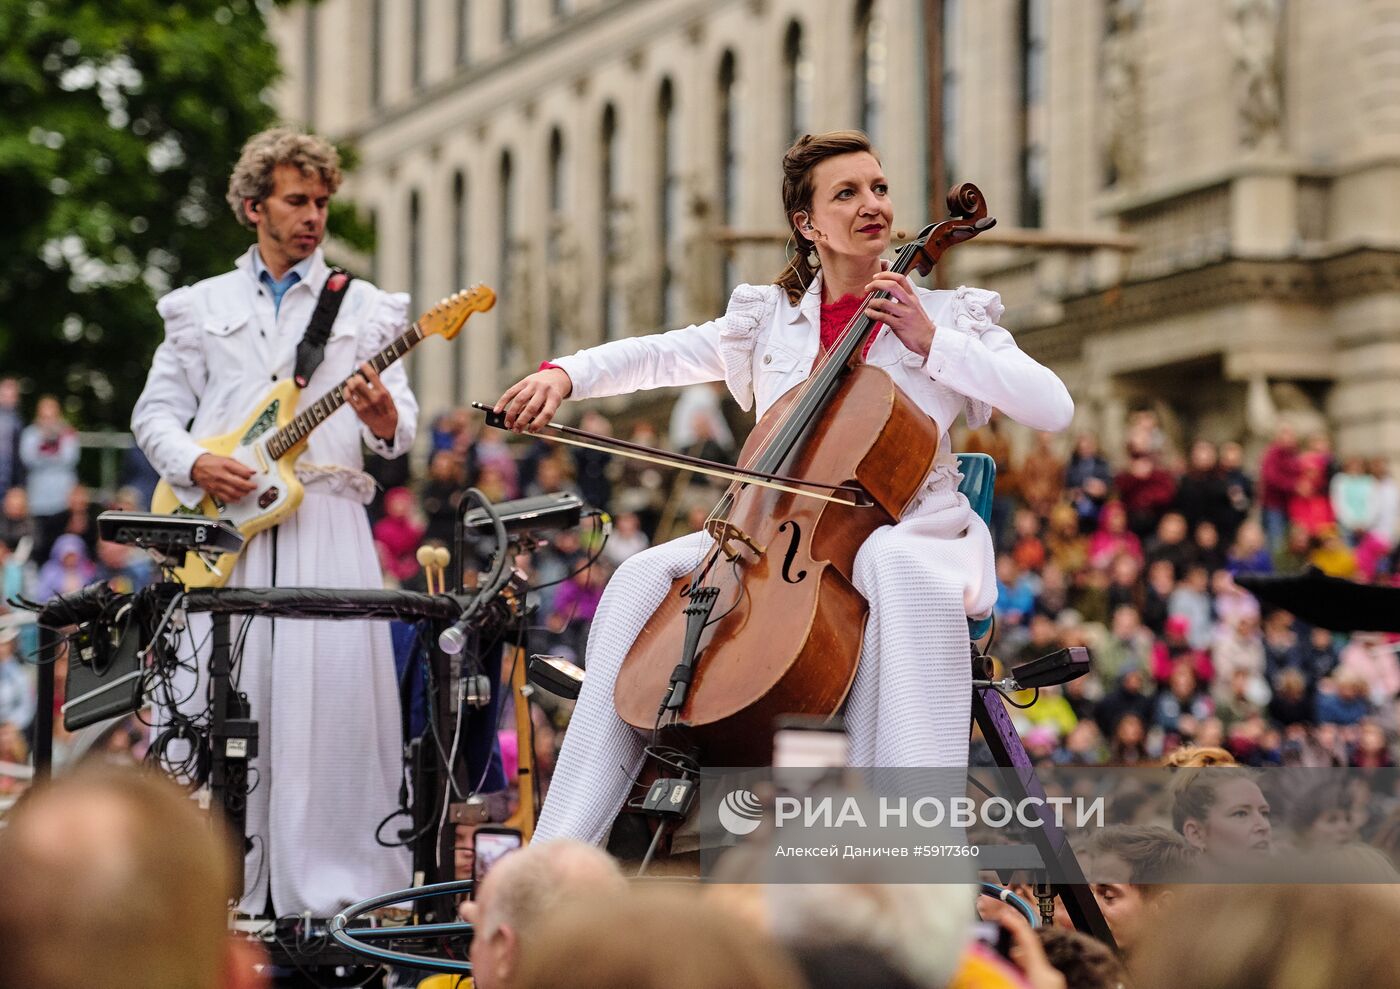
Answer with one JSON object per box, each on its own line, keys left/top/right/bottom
{"left": 642, "top": 778, "right": 695, "bottom": 819}
{"left": 63, "top": 619, "right": 144, "bottom": 730}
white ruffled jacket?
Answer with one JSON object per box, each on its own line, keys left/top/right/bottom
{"left": 131, "top": 248, "right": 418, "bottom": 508}
{"left": 551, "top": 274, "right": 1073, "bottom": 492}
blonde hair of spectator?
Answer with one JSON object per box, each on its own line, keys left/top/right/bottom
{"left": 1161, "top": 745, "right": 1238, "bottom": 769}
{"left": 0, "top": 764, "right": 243, "bottom": 989}
{"left": 1134, "top": 885, "right": 1400, "bottom": 989}
{"left": 1081, "top": 824, "right": 1199, "bottom": 887}
{"left": 1167, "top": 765, "right": 1259, "bottom": 832}
{"left": 515, "top": 888, "right": 806, "bottom": 989}
{"left": 225, "top": 127, "right": 342, "bottom": 229}
{"left": 765, "top": 882, "right": 976, "bottom": 988}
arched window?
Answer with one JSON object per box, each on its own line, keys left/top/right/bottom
{"left": 941, "top": 0, "right": 961, "bottom": 185}
{"left": 368, "top": 208, "right": 379, "bottom": 283}
{"left": 548, "top": 127, "right": 567, "bottom": 215}
{"left": 502, "top": 0, "right": 517, "bottom": 44}
{"left": 600, "top": 104, "right": 625, "bottom": 340}
{"left": 411, "top": 0, "right": 425, "bottom": 89}
{"left": 303, "top": 3, "right": 318, "bottom": 126}
{"left": 452, "top": 171, "right": 468, "bottom": 405}
{"left": 369, "top": 0, "right": 383, "bottom": 108}
{"left": 408, "top": 188, "right": 422, "bottom": 392}
{"left": 547, "top": 127, "right": 568, "bottom": 354}
{"left": 783, "top": 21, "right": 811, "bottom": 147}
{"left": 717, "top": 51, "right": 740, "bottom": 296}
{"left": 499, "top": 150, "right": 517, "bottom": 369}
{"left": 855, "top": 0, "right": 886, "bottom": 145}
{"left": 657, "top": 78, "right": 682, "bottom": 326}
{"left": 457, "top": 0, "right": 470, "bottom": 65}
{"left": 1018, "top": 0, "right": 1046, "bottom": 227}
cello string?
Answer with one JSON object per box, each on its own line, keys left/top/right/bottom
{"left": 734, "top": 236, "right": 922, "bottom": 478}
{"left": 707, "top": 237, "right": 924, "bottom": 527}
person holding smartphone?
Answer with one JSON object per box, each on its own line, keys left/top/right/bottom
{"left": 459, "top": 839, "right": 626, "bottom": 989}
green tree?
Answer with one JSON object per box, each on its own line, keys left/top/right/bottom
{"left": 0, "top": 0, "right": 355, "bottom": 430}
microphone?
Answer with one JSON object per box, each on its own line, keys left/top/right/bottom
{"left": 438, "top": 615, "right": 474, "bottom": 655}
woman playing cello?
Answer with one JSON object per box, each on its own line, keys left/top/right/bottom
{"left": 495, "top": 131, "right": 1074, "bottom": 844}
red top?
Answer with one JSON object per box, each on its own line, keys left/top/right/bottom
{"left": 821, "top": 294, "right": 877, "bottom": 359}
{"left": 539, "top": 294, "right": 879, "bottom": 376}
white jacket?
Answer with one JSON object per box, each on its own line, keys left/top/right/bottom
{"left": 131, "top": 247, "right": 418, "bottom": 508}
{"left": 551, "top": 274, "right": 1073, "bottom": 495}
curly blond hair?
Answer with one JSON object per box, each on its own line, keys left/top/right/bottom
{"left": 226, "top": 127, "right": 342, "bottom": 229}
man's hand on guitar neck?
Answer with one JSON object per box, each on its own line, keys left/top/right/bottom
{"left": 192, "top": 454, "right": 257, "bottom": 503}
{"left": 344, "top": 361, "right": 399, "bottom": 444}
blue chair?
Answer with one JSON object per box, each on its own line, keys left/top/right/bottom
{"left": 956, "top": 452, "right": 997, "bottom": 640}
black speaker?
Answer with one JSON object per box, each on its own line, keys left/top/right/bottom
{"left": 62, "top": 609, "right": 145, "bottom": 730}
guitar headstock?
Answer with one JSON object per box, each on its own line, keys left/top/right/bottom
{"left": 419, "top": 284, "right": 497, "bottom": 340}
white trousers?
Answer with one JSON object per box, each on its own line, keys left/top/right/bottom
{"left": 167, "top": 492, "right": 410, "bottom": 916}
{"left": 533, "top": 486, "right": 996, "bottom": 845}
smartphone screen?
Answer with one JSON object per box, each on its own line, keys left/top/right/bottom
{"left": 472, "top": 827, "right": 523, "bottom": 890}
{"left": 972, "top": 919, "right": 1015, "bottom": 959}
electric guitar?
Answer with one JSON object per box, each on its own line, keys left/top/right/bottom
{"left": 149, "top": 285, "right": 496, "bottom": 589}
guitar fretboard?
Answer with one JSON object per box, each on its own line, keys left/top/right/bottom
{"left": 266, "top": 323, "right": 426, "bottom": 459}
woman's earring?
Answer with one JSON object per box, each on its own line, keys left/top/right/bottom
{"left": 808, "top": 249, "right": 821, "bottom": 268}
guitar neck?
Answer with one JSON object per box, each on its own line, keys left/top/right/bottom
{"left": 266, "top": 323, "right": 426, "bottom": 460}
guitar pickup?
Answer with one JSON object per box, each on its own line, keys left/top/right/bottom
{"left": 258, "top": 486, "right": 279, "bottom": 510}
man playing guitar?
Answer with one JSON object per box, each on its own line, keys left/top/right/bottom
{"left": 132, "top": 128, "right": 418, "bottom": 917}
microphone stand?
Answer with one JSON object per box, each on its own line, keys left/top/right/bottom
{"left": 440, "top": 488, "right": 509, "bottom": 656}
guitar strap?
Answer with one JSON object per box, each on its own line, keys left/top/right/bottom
{"left": 293, "top": 267, "right": 355, "bottom": 388}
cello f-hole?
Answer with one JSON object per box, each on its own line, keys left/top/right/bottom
{"left": 778, "top": 520, "right": 808, "bottom": 584}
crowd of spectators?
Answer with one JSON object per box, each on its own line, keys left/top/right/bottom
{"left": 962, "top": 408, "right": 1400, "bottom": 773}
{"left": 0, "top": 378, "right": 161, "bottom": 789}
{"left": 369, "top": 391, "right": 1400, "bottom": 778}
{"left": 5, "top": 378, "right": 1400, "bottom": 792}
{"left": 9, "top": 763, "right": 1400, "bottom": 989}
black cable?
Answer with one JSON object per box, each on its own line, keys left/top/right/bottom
{"left": 269, "top": 913, "right": 384, "bottom": 989}
{"left": 527, "top": 511, "right": 609, "bottom": 594}
{"left": 993, "top": 685, "right": 1041, "bottom": 710}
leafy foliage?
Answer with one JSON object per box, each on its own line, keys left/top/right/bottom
{"left": 0, "top": 0, "right": 302, "bottom": 427}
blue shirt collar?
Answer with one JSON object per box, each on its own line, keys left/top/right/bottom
{"left": 252, "top": 249, "right": 316, "bottom": 314}
{"left": 251, "top": 248, "right": 316, "bottom": 285}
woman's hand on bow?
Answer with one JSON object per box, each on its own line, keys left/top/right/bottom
{"left": 863, "top": 266, "right": 936, "bottom": 359}
{"left": 494, "top": 367, "right": 573, "bottom": 432}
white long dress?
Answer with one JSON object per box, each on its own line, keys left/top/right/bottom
{"left": 132, "top": 247, "right": 418, "bottom": 915}
{"left": 532, "top": 276, "right": 1075, "bottom": 845}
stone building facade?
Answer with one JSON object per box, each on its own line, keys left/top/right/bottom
{"left": 271, "top": 0, "right": 1400, "bottom": 459}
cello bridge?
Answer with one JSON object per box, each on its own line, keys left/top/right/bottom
{"left": 704, "top": 519, "right": 765, "bottom": 561}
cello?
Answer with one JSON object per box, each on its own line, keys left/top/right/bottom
{"left": 612, "top": 184, "right": 996, "bottom": 765}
